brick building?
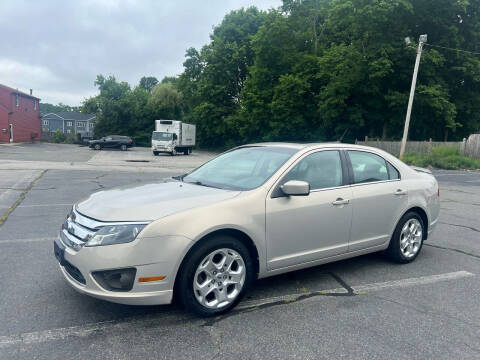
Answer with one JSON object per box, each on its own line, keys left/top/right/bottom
{"left": 0, "top": 83, "right": 41, "bottom": 143}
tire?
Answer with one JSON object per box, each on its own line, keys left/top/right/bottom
{"left": 120, "top": 144, "right": 127, "bottom": 151}
{"left": 94, "top": 144, "right": 101, "bottom": 150}
{"left": 177, "top": 235, "right": 254, "bottom": 317}
{"left": 183, "top": 148, "right": 188, "bottom": 155}
{"left": 153, "top": 151, "right": 159, "bottom": 156}
{"left": 386, "top": 211, "right": 425, "bottom": 263}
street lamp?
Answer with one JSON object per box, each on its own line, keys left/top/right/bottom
{"left": 399, "top": 34, "right": 427, "bottom": 159}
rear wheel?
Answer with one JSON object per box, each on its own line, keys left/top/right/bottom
{"left": 387, "top": 212, "right": 424, "bottom": 263}
{"left": 178, "top": 235, "right": 254, "bottom": 316}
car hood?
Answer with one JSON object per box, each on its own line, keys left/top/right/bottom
{"left": 76, "top": 181, "right": 241, "bottom": 222}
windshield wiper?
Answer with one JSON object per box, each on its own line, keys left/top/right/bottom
{"left": 184, "top": 180, "right": 220, "bottom": 189}
{"left": 172, "top": 173, "right": 187, "bottom": 181}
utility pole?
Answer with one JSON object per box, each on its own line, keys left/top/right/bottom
{"left": 399, "top": 34, "right": 427, "bottom": 159}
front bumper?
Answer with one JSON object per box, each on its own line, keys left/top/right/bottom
{"left": 54, "top": 232, "right": 191, "bottom": 306}
{"left": 152, "top": 144, "right": 173, "bottom": 152}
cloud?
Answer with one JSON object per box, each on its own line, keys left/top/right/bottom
{"left": 1, "top": 0, "right": 281, "bottom": 105}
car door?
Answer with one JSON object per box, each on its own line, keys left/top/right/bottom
{"left": 346, "top": 150, "right": 407, "bottom": 251}
{"left": 102, "top": 136, "right": 111, "bottom": 148}
{"left": 266, "top": 150, "right": 353, "bottom": 270}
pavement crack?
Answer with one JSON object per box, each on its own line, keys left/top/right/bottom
{"left": 90, "top": 173, "right": 107, "bottom": 190}
{"left": 439, "top": 221, "right": 480, "bottom": 233}
{"left": 0, "top": 170, "right": 47, "bottom": 226}
{"left": 202, "top": 282, "right": 354, "bottom": 326}
{"left": 329, "top": 272, "right": 355, "bottom": 294}
{"left": 424, "top": 244, "right": 480, "bottom": 259}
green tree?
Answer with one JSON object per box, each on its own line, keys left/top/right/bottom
{"left": 139, "top": 76, "right": 159, "bottom": 92}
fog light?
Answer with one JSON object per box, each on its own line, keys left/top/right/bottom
{"left": 92, "top": 268, "right": 136, "bottom": 292}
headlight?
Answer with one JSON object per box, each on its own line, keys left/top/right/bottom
{"left": 85, "top": 224, "right": 147, "bottom": 247}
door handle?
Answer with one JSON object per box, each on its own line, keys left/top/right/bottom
{"left": 394, "top": 189, "right": 407, "bottom": 196}
{"left": 332, "top": 198, "right": 349, "bottom": 206}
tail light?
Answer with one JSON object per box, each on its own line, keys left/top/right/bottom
{"left": 437, "top": 187, "right": 440, "bottom": 197}
{"left": 128, "top": 139, "right": 132, "bottom": 143}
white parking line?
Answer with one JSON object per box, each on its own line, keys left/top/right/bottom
{"left": 17, "top": 204, "right": 72, "bottom": 208}
{"left": 0, "top": 271, "right": 474, "bottom": 348}
{"left": 237, "top": 270, "right": 474, "bottom": 309}
{"left": 0, "top": 237, "right": 56, "bottom": 244}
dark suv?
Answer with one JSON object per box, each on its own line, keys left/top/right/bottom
{"left": 89, "top": 135, "right": 134, "bottom": 151}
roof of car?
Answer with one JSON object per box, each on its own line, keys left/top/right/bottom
{"left": 244, "top": 142, "right": 378, "bottom": 150}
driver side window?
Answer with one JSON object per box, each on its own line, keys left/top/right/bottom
{"left": 282, "top": 151, "right": 343, "bottom": 190}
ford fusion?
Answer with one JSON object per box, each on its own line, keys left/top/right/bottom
{"left": 54, "top": 143, "right": 440, "bottom": 316}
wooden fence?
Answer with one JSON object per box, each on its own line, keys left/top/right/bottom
{"left": 355, "top": 134, "right": 480, "bottom": 159}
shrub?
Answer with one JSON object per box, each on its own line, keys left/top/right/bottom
{"left": 53, "top": 130, "right": 67, "bottom": 143}
{"left": 430, "top": 146, "right": 460, "bottom": 157}
{"left": 402, "top": 146, "right": 480, "bottom": 169}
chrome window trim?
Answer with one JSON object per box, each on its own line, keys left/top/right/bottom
{"left": 344, "top": 148, "right": 403, "bottom": 184}
{"left": 269, "top": 148, "right": 346, "bottom": 198}
{"left": 347, "top": 178, "right": 401, "bottom": 189}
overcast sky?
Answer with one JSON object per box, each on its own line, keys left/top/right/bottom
{"left": 1, "top": 0, "right": 281, "bottom": 106}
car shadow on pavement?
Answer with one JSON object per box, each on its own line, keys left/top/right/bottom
{"left": 70, "top": 252, "right": 400, "bottom": 322}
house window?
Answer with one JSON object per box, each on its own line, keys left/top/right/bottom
{"left": 66, "top": 121, "right": 72, "bottom": 127}
{"left": 66, "top": 129, "right": 71, "bottom": 134}
{"left": 77, "top": 122, "right": 85, "bottom": 128}
{"left": 42, "top": 120, "right": 49, "bottom": 126}
{"left": 34, "top": 100, "right": 37, "bottom": 110}
{"left": 15, "top": 94, "right": 19, "bottom": 107}
{"left": 89, "top": 123, "right": 95, "bottom": 129}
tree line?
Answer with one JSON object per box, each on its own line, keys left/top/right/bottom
{"left": 81, "top": 0, "right": 480, "bottom": 148}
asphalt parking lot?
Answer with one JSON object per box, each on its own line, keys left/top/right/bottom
{"left": 0, "top": 143, "right": 479, "bottom": 359}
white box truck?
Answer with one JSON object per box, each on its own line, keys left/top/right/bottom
{"left": 152, "top": 120, "right": 196, "bottom": 156}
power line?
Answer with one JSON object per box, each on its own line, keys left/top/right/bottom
{"left": 424, "top": 43, "right": 480, "bottom": 56}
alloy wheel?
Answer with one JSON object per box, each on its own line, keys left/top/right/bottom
{"left": 399, "top": 218, "right": 422, "bottom": 258}
{"left": 193, "top": 248, "right": 246, "bottom": 309}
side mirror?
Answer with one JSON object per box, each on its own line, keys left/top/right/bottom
{"left": 280, "top": 180, "right": 310, "bottom": 196}
{"left": 173, "top": 134, "right": 178, "bottom": 140}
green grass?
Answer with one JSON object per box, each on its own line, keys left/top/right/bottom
{"left": 402, "top": 146, "right": 480, "bottom": 170}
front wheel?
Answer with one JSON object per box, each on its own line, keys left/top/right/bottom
{"left": 386, "top": 212, "right": 424, "bottom": 263}
{"left": 120, "top": 144, "right": 127, "bottom": 151}
{"left": 94, "top": 144, "right": 101, "bottom": 150}
{"left": 153, "top": 151, "right": 159, "bottom": 156}
{"left": 177, "top": 235, "right": 254, "bottom": 316}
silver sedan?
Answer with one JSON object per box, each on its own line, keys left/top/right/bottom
{"left": 54, "top": 143, "right": 440, "bottom": 316}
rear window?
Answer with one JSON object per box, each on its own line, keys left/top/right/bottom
{"left": 348, "top": 151, "right": 388, "bottom": 184}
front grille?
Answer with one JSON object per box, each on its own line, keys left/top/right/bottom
{"left": 64, "top": 261, "right": 86, "bottom": 284}
{"left": 61, "top": 209, "right": 100, "bottom": 249}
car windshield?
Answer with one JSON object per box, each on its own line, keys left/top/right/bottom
{"left": 152, "top": 132, "right": 173, "bottom": 140}
{"left": 183, "top": 146, "right": 298, "bottom": 190}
